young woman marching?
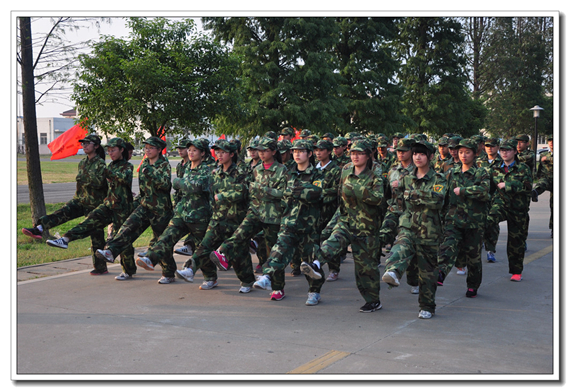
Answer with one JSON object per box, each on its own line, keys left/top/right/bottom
{"left": 22, "top": 134, "right": 108, "bottom": 275}
{"left": 46, "top": 138, "right": 135, "bottom": 279}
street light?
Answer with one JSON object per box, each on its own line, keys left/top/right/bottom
{"left": 529, "top": 105, "right": 544, "bottom": 176}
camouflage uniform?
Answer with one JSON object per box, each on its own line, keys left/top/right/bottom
{"left": 381, "top": 141, "right": 447, "bottom": 315}
{"left": 173, "top": 139, "right": 197, "bottom": 253}
{"left": 38, "top": 134, "right": 108, "bottom": 271}
{"left": 64, "top": 138, "right": 134, "bottom": 274}
{"left": 376, "top": 136, "right": 396, "bottom": 168}
{"left": 485, "top": 139, "right": 532, "bottom": 276}
{"left": 332, "top": 136, "right": 351, "bottom": 167}
{"left": 534, "top": 136, "right": 553, "bottom": 232}
{"left": 104, "top": 137, "right": 173, "bottom": 276}
{"left": 315, "top": 140, "right": 385, "bottom": 306}
{"left": 437, "top": 140, "right": 490, "bottom": 291}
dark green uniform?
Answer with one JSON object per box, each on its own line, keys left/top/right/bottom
{"left": 535, "top": 145, "right": 553, "bottom": 232}
{"left": 478, "top": 153, "right": 503, "bottom": 256}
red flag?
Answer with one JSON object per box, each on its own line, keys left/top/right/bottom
{"left": 48, "top": 123, "right": 88, "bottom": 160}
{"left": 291, "top": 128, "right": 301, "bottom": 142}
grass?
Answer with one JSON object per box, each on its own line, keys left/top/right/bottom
{"left": 17, "top": 202, "right": 155, "bottom": 268}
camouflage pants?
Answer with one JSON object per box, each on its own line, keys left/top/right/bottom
{"left": 147, "top": 217, "right": 209, "bottom": 279}
{"left": 253, "top": 230, "right": 268, "bottom": 269}
{"left": 188, "top": 219, "right": 254, "bottom": 286}
{"left": 318, "top": 210, "right": 347, "bottom": 274}
{"left": 317, "top": 221, "right": 381, "bottom": 304}
{"left": 486, "top": 204, "right": 528, "bottom": 275}
{"left": 105, "top": 204, "right": 173, "bottom": 276}
{"left": 266, "top": 226, "right": 323, "bottom": 292}
{"left": 65, "top": 203, "right": 134, "bottom": 274}
{"left": 37, "top": 198, "right": 105, "bottom": 271}
{"left": 385, "top": 230, "right": 438, "bottom": 313}
{"left": 438, "top": 226, "right": 483, "bottom": 289}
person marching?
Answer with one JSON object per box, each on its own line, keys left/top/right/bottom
{"left": 280, "top": 127, "right": 296, "bottom": 142}
{"left": 533, "top": 135, "right": 554, "bottom": 237}
{"left": 22, "top": 134, "right": 108, "bottom": 275}
{"left": 485, "top": 139, "right": 532, "bottom": 282}
{"left": 376, "top": 135, "right": 396, "bottom": 169}
{"left": 332, "top": 136, "right": 351, "bottom": 167}
{"left": 433, "top": 137, "right": 451, "bottom": 172}
{"left": 439, "top": 136, "right": 462, "bottom": 174}
{"left": 210, "top": 137, "right": 288, "bottom": 299}
{"left": 437, "top": 139, "right": 490, "bottom": 298}
{"left": 172, "top": 138, "right": 195, "bottom": 257}
{"left": 95, "top": 136, "right": 173, "bottom": 282}
{"left": 46, "top": 138, "right": 136, "bottom": 279}
{"left": 135, "top": 138, "right": 213, "bottom": 285}
{"left": 278, "top": 139, "right": 295, "bottom": 171}
{"left": 380, "top": 140, "right": 447, "bottom": 319}
{"left": 304, "top": 139, "right": 385, "bottom": 312}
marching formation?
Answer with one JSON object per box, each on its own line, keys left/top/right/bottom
{"left": 22, "top": 128, "right": 554, "bottom": 319}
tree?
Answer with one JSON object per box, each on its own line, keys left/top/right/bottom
{"left": 72, "top": 17, "right": 240, "bottom": 140}
{"left": 203, "top": 17, "right": 345, "bottom": 139}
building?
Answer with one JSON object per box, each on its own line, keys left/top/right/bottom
{"left": 17, "top": 109, "right": 78, "bottom": 155}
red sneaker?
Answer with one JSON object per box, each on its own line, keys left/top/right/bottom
{"left": 510, "top": 274, "right": 522, "bottom": 282}
{"left": 270, "top": 290, "right": 285, "bottom": 301}
{"left": 22, "top": 227, "right": 42, "bottom": 240}
{"left": 209, "top": 251, "right": 229, "bottom": 271}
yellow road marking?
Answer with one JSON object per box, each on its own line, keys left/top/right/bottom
{"left": 288, "top": 350, "right": 351, "bottom": 374}
{"left": 524, "top": 245, "right": 553, "bottom": 264}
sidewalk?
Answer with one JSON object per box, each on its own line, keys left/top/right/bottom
{"left": 13, "top": 193, "right": 558, "bottom": 381}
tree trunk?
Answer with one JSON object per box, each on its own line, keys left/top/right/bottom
{"left": 19, "top": 17, "right": 46, "bottom": 223}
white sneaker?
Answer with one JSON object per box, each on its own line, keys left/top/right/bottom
{"left": 418, "top": 310, "right": 433, "bottom": 319}
{"left": 410, "top": 286, "right": 419, "bottom": 294}
{"left": 382, "top": 270, "right": 400, "bottom": 287}
{"left": 305, "top": 292, "right": 321, "bottom": 306}
{"left": 199, "top": 280, "right": 218, "bottom": 290}
{"left": 456, "top": 267, "right": 466, "bottom": 275}
{"left": 158, "top": 276, "right": 175, "bottom": 284}
{"left": 174, "top": 245, "right": 193, "bottom": 256}
{"left": 326, "top": 271, "right": 339, "bottom": 281}
{"left": 46, "top": 237, "right": 68, "bottom": 249}
{"left": 253, "top": 275, "right": 272, "bottom": 291}
{"left": 96, "top": 249, "right": 115, "bottom": 263}
{"left": 136, "top": 256, "right": 154, "bottom": 271}
{"left": 239, "top": 286, "right": 252, "bottom": 294}
{"left": 175, "top": 267, "right": 194, "bottom": 283}
{"left": 114, "top": 272, "right": 132, "bottom": 281}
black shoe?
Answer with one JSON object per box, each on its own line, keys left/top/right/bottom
{"left": 300, "top": 261, "right": 322, "bottom": 280}
{"left": 359, "top": 301, "right": 382, "bottom": 313}
{"left": 466, "top": 288, "right": 478, "bottom": 298}
{"left": 291, "top": 268, "right": 301, "bottom": 276}
{"left": 90, "top": 269, "right": 109, "bottom": 276}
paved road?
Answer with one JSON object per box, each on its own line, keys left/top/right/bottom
{"left": 13, "top": 193, "right": 558, "bottom": 380}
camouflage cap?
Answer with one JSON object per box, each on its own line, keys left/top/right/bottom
{"left": 377, "top": 135, "right": 389, "bottom": 147}
{"left": 350, "top": 139, "right": 372, "bottom": 153}
{"left": 411, "top": 133, "right": 427, "bottom": 141}
{"left": 333, "top": 136, "right": 348, "bottom": 147}
{"left": 290, "top": 139, "right": 314, "bottom": 151}
{"left": 322, "top": 132, "right": 335, "bottom": 140}
{"left": 412, "top": 139, "right": 436, "bottom": 155}
{"left": 78, "top": 134, "right": 102, "bottom": 145}
{"left": 264, "top": 131, "right": 278, "bottom": 140}
{"left": 392, "top": 132, "right": 405, "bottom": 139}
{"left": 104, "top": 137, "right": 127, "bottom": 149}
{"left": 187, "top": 138, "right": 211, "bottom": 152}
{"left": 175, "top": 138, "right": 191, "bottom": 148}
{"left": 395, "top": 138, "right": 414, "bottom": 152}
{"left": 212, "top": 139, "right": 237, "bottom": 153}
{"left": 443, "top": 132, "right": 456, "bottom": 138}
{"left": 457, "top": 138, "right": 478, "bottom": 153}
{"left": 547, "top": 134, "right": 553, "bottom": 141}
{"left": 254, "top": 137, "right": 278, "bottom": 151}
{"left": 143, "top": 136, "right": 166, "bottom": 150}
{"left": 515, "top": 134, "right": 530, "bottom": 142}
{"left": 499, "top": 139, "right": 517, "bottom": 150}
{"left": 437, "top": 136, "right": 450, "bottom": 146}
{"left": 471, "top": 134, "right": 486, "bottom": 144}
{"left": 315, "top": 139, "right": 334, "bottom": 151}
{"left": 277, "top": 140, "right": 292, "bottom": 153}
{"left": 230, "top": 139, "right": 242, "bottom": 151}
{"left": 300, "top": 129, "right": 312, "bottom": 137}
{"left": 448, "top": 136, "right": 463, "bottom": 149}
{"left": 307, "top": 134, "right": 319, "bottom": 144}
{"left": 280, "top": 127, "right": 295, "bottom": 136}
{"left": 485, "top": 137, "right": 500, "bottom": 147}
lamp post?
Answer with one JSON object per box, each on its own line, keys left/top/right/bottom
{"left": 529, "top": 105, "right": 544, "bottom": 176}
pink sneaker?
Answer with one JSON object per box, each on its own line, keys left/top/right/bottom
{"left": 510, "top": 274, "right": 522, "bottom": 282}
{"left": 209, "top": 250, "right": 229, "bottom": 271}
{"left": 270, "top": 290, "right": 285, "bottom": 301}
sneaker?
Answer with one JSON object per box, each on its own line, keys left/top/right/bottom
{"left": 359, "top": 301, "right": 382, "bottom": 313}
{"left": 456, "top": 267, "right": 466, "bottom": 275}
{"left": 253, "top": 275, "right": 272, "bottom": 291}
{"left": 487, "top": 251, "right": 496, "bottom": 263}
{"left": 437, "top": 270, "right": 445, "bottom": 286}
{"left": 254, "top": 264, "right": 263, "bottom": 274}
{"left": 305, "top": 292, "right": 321, "bottom": 306}
{"left": 96, "top": 249, "right": 115, "bottom": 263}
{"left": 239, "top": 286, "right": 252, "bottom": 294}
{"left": 174, "top": 245, "right": 193, "bottom": 256}
{"left": 137, "top": 251, "right": 147, "bottom": 257}
{"left": 90, "top": 269, "right": 108, "bottom": 276}
{"left": 175, "top": 267, "right": 194, "bottom": 283}
{"left": 46, "top": 237, "right": 68, "bottom": 249}
{"left": 510, "top": 274, "right": 522, "bottom": 282}
{"left": 249, "top": 239, "right": 258, "bottom": 254}
{"left": 270, "top": 290, "right": 285, "bottom": 301}
{"left": 300, "top": 261, "right": 322, "bottom": 280}
{"left": 158, "top": 276, "right": 175, "bottom": 284}
{"left": 291, "top": 267, "right": 301, "bottom": 276}
{"left": 418, "top": 310, "right": 433, "bottom": 319}
{"left": 22, "top": 227, "right": 42, "bottom": 239}
{"left": 199, "top": 280, "right": 218, "bottom": 290}
{"left": 410, "top": 286, "right": 419, "bottom": 294}
{"left": 382, "top": 270, "right": 400, "bottom": 287}
{"left": 114, "top": 272, "right": 132, "bottom": 280}
{"left": 466, "top": 288, "right": 478, "bottom": 298}
{"left": 326, "top": 271, "right": 339, "bottom": 282}
{"left": 209, "top": 250, "right": 229, "bottom": 271}
{"left": 136, "top": 256, "right": 154, "bottom": 271}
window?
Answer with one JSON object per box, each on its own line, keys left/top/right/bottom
{"left": 40, "top": 133, "right": 47, "bottom": 145}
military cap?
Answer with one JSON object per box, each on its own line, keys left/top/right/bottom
{"left": 78, "top": 134, "right": 102, "bottom": 145}
{"left": 437, "top": 136, "right": 450, "bottom": 146}
{"left": 187, "top": 138, "right": 210, "bottom": 152}
{"left": 280, "top": 127, "right": 295, "bottom": 136}
{"left": 290, "top": 139, "right": 314, "bottom": 151}
{"left": 230, "top": 139, "right": 242, "bottom": 151}
{"left": 547, "top": 135, "right": 553, "bottom": 141}
{"left": 396, "top": 138, "right": 414, "bottom": 152}
{"left": 499, "top": 139, "right": 517, "bottom": 150}
{"left": 443, "top": 132, "right": 456, "bottom": 138}
{"left": 368, "top": 138, "right": 378, "bottom": 150}
{"left": 104, "top": 137, "right": 127, "bottom": 149}
{"left": 448, "top": 136, "right": 463, "bottom": 149}
{"left": 333, "top": 136, "right": 348, "bottom": 147}
{"left": 485, "top": 137, "right": 500, "bottom": 147}
{"left": 350, "top": 139, "right": 372, "bottom": 153}
{"left": 515, "top": 134, "right": 530, "bottom": 142}
{"left": 254, "top": 137, "right": 278, "bottom": 151}
{"left": 300, "top": 129, "right": 312, "bottom": 137}
{"left": 457, "top": 138, "right": 478, "bottom": 153}
{"left": 471, "top": 135, "right": 486, "bottom": 144}
{"left": 174, "top": 138, "right": 191, "bottom": 148}
{"left": 143, "top": 136, "right": 166, "bottom": 150}
{"left": 307, "top": 135, "right": 319, "bottom": 144}
{"left": 392, "top": 132, "right": 405, "bottom": 139}
{"left": 212, "top": 139, "right": 237, "bottom": 153}
{"left": 277, "top": 140, "right": 292, "bottom": 153}
{"left": 377, "top": 135, "right": 389, "bottom": 147}
{"left": 412, "top": 139, "right": 436, "bottom": 155}
{"left": 322, "top": 132, "right": 335, "bottom": 140}
{"left": 264, "top": 131, "right": 278, "bottom": 140}
{"left": 246, "top": 138, "right": 259, "bottom": 150}
{"left": 315, "top": 139, "right": 334, "bottom": 151}
{"left": 411, "top": 133, "right": 428, "bottom": 141}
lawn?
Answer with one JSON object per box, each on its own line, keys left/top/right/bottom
{"left": 17, "top": 202, "right": 155, "bottom": 268}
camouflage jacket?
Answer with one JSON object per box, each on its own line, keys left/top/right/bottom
{"left": 172, "top": 161, "right": 212, "bottom": 224}
{"left": 248, "top": 161, "right": 288, "bottom": 225}
{"left": 338, "top": 164, "right": 385, "bottom": 237}
{"left": 432, "top": 154, "right": 452, "bottom": 172}
{"left": 333, "top": 154, "right": 351, "bottom": 168}
{"left": 281, "top": 164, "right": 324, "bottom": 231}
{"left": 439, "top": 158, "right": 461, "bottom": 174}
{"left": 489, "top": 160, "right": 532, "bottom": 212}
{"left": 477, "top": 155, "right": 503, "bottom": 196}
{"left": 442, "top": 165, "right": 490, "bottom": 229}
{"left": 211, "top": 162, "right": 251, "bottom": 223}
{"left": 318, "top": 160, "right": 341, "bottom": 207}
{"left": 386, "top": 162, "right": 415, "bottom": 206}
{"left": 378, "top": 151, "right": 396, "bottom": 169}
{"left": 103, "top": 158, "right": 133, "bottom": 210}
{"left": 173, "top": 159, "right": 189, "bottom": 207}
{"left": 516, "top": 149, "right": 535, "bottom": 176}
{"left": 537, "top": 151, "right": 553, "bottom": 181}
{"left": 135, "top": 154, "right": 173, "bottom": 214}
{"left": 382, "top": 167, "right": 447, "bottom": 246}
{"left": 74, "top": 155, "right": 108, "bottom": 210}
